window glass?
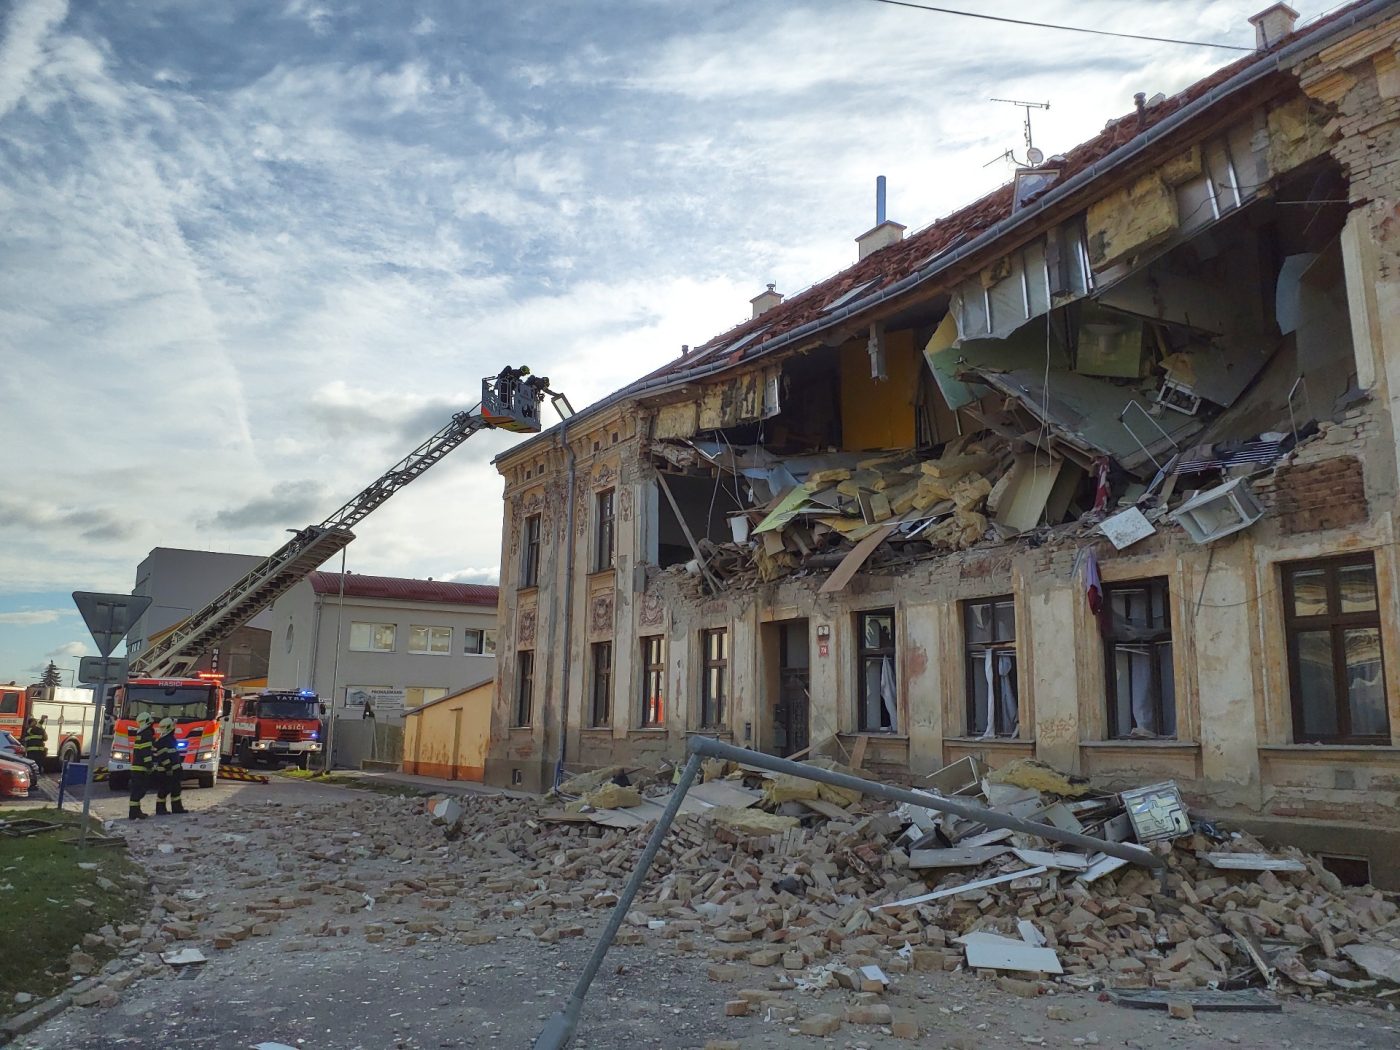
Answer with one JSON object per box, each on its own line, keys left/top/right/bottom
{"left": 701, "top": 629, "right": 727, "bottom": 727}
{"left": 1290, "top": 568, "right": 1328, "bottom": 617}
{"left": 857, "top": 609, "right": 897, "bottom": 733}
{"left": 964, "top": 597, "right": 1017, "bottom": 737}
{"left": 1339, "top": 564, "right": 1378, "bottom": 614}
{"left": 409, "top": 625, "right": 451, "bottom": 654}
{"left": 349, "top": 622, "right": 395, "bottom": 653}
{"left": 1103, "top": 580, "right": 1175, "bottom": 740}
{"left": 1345, "top": 627, "right": 1387, "bottom": 737}
{"left": 464, "top": 628, "right": 484, "bottom": 655}
{"left": 641, "top": 636, "right": 665, "bottom": 727}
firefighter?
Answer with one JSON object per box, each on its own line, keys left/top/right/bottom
{"left": 128, "top": 712, "right": 156, "bottom": 820}
{"left": 152, "top": 717, "right": 185, "bottom": 816}
{"left": 22, "top": 717, "right": 46, "bottom": 766}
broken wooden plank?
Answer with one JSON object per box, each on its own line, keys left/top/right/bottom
{"left": 1077, "top": 853, "right": 1129, "bottom": 883}
{"left": 818, "top": 523, "right": 898, "bottom": 594}
{"left": 849, "top": 734, "right": 869, "bottom": 771}
{"left": 1108, "top": 989, "right": 1281, "bottom": 1013}
{"left": 1011, "top": 847, "right": 1090, "bottom": 872}
{"left": 1201, "top": 852, "right": 1306, "bottom": 873}
{"left": 908, "top": 846, "right": 1011, "bottom": 870}
{"left": 871, "top": 866, "right": 1048, "bottom": 911}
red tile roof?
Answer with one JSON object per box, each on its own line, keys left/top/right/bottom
{"left": 601, "top": 2, "right": 1372, "bottom": 395}
{"left": 308, "top": 572, "right": 498, "bottom": 607}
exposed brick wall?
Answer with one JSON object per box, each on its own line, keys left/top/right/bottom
{"left": 1271, "top": 455, "right": 1367, "bottom": 534}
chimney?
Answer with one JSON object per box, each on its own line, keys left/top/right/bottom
{"left": 749, "top": 283, "right": 783, "bottom": 319}
{"left": 855, "top": 176, "right": 905, "bottom": 260}
{"left": 1248, "top": 3, "right": 1299, "bottom": 51}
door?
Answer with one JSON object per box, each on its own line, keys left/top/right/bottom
{"left": 449, "top": 707, "right": 464, "bottom": 781}
{"left": 774, "top": 620, "right": 810, "bottom": 756}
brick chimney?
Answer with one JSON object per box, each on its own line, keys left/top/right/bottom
{"left": 1249, "top": 3, "right": 1299, "bottom": 51}
{"left": 750, "top": 283, "right": 783, "bottom": 319}
{"left": 855, "top": 176, "right": 904, "bottom": 260}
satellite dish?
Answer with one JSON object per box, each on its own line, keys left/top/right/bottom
{"left": 1026, "top": 147, "right": 1045, "bottom": 166}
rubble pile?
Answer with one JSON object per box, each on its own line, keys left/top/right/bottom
{"left": 422, "top": 760, "right": 1400, "bottom": 1002}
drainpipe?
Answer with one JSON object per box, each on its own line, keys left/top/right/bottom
{"left": 549, "top": 417, "right": 577, "bottom": 790}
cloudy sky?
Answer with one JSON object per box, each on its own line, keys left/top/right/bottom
{"left": 0, "top": 0, "right": 1339, "bottom": 681}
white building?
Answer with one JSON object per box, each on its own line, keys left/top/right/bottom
{"left": 266, "top": 572, "right": 498, "bottom": 725}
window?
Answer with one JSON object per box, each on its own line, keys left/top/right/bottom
{"left": 405, "top": 686, "right": 448, "bottom": 708}
{"left": 520, "top": 515, "right": 541, "bottom": 588}
{"left": 514, "top": 651, "right": 535, "bottom": 727}
{"left": 640, "top": 636, "right": 665, "bottom": 727}
{"left": 700, "top": 628, "right": 727, "bottom": 728}
{"left": 964, "top": 597, "right": 1018, "bottom": 737}
{"left": 594, "top": 489, "right": 616, "bottom": 572}
{"left": 0, "top": 691, "right": 18, "bottom": 715}
{"left": 589, "top": 641, "right": 612, "bottom": 727}
{"left": 857, "top": 610, "right": 897, "bottom": 732}
{"left": 464, "top": 628, "right": 497, "bottom": 656}
{"left": 1102, "top": 579, "right": 1175, "bottom": 739}
{"left": 1283, "top": 556, "right": 1389, "bottom": 743}
{"left": 349, "top": 622, "right": 396, "bottom": 653}
{"left": 408, "top": 625, "right": 452, "bottom": 655}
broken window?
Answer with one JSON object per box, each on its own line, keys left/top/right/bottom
{"left": 514, "top": 651, "right": 535, "bottom": 728}
{"left": 701, "top": 628, "right": 728, "bottom": 728}
{"left": 964, "top": 597, "right": 1018, "bottom": 738}
{"left": 1283, "top": 556, "right": 1389, "bottom": 744}
{"left": 589, "top": 641, "right": 612, "bottom": 728}
{"left": 594, "top": 489, "right": 616, "bottom": 572}
{"left": 1102, "top": 579, "right": 1176, "bottom": 739}
{"left": 640, "top": 636, "right": 665, "bottom": 727}
{"left": 521, "top": 514, "right": 541, "bottom": 588}
{"left": 856, "top": 609, "right": 897, "bottom": 733}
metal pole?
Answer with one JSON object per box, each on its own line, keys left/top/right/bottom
{"left": 683, "top": 737, "right": 1164, "bottom": 873}
{"left": 322, "top": 547, "right": 348, "bottom": 773}
{"left": 77, "top": 671, "right": 107, "bottom": 849}
{"left": 534, "top": 750, "right": 704, "bottom": 1050}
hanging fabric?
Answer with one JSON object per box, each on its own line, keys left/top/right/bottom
{"left": 979, "top": 649, "right": 997, "bottom": 739}
{"left": 880, "top": 656, "right": 897, "bottom": 731}
{"left": 997, "top": 653, "right": 1018, "bottom": 736}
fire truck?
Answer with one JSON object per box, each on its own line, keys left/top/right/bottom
{"left": 0, "top": 684, "right": 98, "bottom": 771}
{"left": 225, "top": 689, "right": 325, "bottom": 768}
{"left": 106, "top": 673, "right": 227, "bottom": 790}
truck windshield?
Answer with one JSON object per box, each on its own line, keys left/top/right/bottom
{"left": 124, "top": 686, "right": 215, "bottom": 723}
{"left": 257, "top": 698, "right": 318, "bottom": 719}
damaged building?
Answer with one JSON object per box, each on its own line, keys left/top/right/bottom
{"left": 486, "top": 2, "right": 1400, "bottom": 887}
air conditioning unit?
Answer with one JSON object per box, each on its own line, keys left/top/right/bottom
{"left": 1170, "top": 478, "right": 1264, "bottom": 544}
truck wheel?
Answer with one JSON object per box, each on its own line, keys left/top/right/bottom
{"left": 198, "top": 772, "right": 215, "bottom": 789}
{"left": 109, "top": 772, "right": 129, "bottom": 792}
{"left": 59, "top": 741, "right": 80, "bottom": 768}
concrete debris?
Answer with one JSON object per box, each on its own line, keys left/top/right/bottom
{"left": 988, "top": 758, "right": 1092, "bottom": 798}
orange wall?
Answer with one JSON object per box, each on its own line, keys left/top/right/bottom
{"left": 402, "top": 681, "right": 492, "bottom": 782}
{"left": 839, "top": 330, "right": 918, "bottom": 450}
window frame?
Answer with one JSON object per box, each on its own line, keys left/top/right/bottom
{"left": 1282, "top": 554, "right": 1390, "bottom": 744}
{"left": 640, "top": 635, "right": 665, "bottom": 728}
{"left": 700, "top": 628, "right": 728, "bottom": 729}
{"left": 407, "top": 624, "right": 453, "bottom": 655}
{"left": 594, "top": 488, "right": 616, "bottom": 573}
{"left": 1101, "top": 578, "right": 1176, "bottom": 740}
{"left": 513, "top": 650, "right": 535, "bottom": 728}
{"left": 856, "top": 608, "right": 898, "bottom": 733}
{"left": 520, "top": 514, "right": 542, "bottom": 589}
{"left": 588, "top": 641, "right": 613, "bottom": 728}
{"left": 963, "top": 596, "right": 1018, "bottom": 737}
{"left": 348, "top": 621, "right": 396, "bottom": 653}
{"left": 464, "top": 628, "right": 485, "bottom": 656}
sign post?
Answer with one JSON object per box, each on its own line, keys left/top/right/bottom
{"left": 71, "top": 592, "right": 152, "bottom": 847}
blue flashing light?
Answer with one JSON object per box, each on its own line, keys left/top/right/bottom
{"left": 309, "top": 731, "right": 319, "bottom": 740}
{"left": 176, "top": 740, "right": 189, "bottom": 749}
{"left": 298, "top": 689, "right": 316, "bottom": 697}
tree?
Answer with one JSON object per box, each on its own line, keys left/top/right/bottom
{"left": 39, "top": 661, "right": 62, "bottom": 688}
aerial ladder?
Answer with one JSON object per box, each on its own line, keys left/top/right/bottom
{"left": 130, "top": 369, "right": 571, "bottom": 679}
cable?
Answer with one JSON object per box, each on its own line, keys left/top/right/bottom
{"left": 858, "top": 0, "right": 1252, "bottom": 52}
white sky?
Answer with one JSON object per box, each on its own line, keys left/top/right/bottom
{"left": 0, "top": 0, "right": 1344, "bottom": 680}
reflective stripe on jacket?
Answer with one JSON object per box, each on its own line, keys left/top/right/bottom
{"left": 131, "top": 727, "right": 156, "bottom": 773}
{"left": 153, "top": 733, "right": 180, "bottom": 774}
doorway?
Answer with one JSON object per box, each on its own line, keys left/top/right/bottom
{"left": 772, "top": 619, "right": 810, "bottom": 756}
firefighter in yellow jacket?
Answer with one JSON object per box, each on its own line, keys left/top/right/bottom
{"left": 128, "top": 712, "right": 156, "bottom": 820}
{"left": 22, "top": 717, "right": 46, "bottom": 766}
{"left": 152, "top": 717, "right": 186, "bottom": 816}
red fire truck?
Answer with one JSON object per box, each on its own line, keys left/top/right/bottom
{"left": 107, "top": 673, "right": 228, "bottom": 790}
{"left": 225, "top": 689, "right": 325, "bottom": 768}
{"left": 0, "top": 684, "right": 98, "bottom": 770}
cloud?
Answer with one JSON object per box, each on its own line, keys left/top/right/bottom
{"left": 204, "top": 480, "right": 330, "bottom": 530}
{"left": 0, "top": 609, "right": 68, "bottom": 625}
{"left": 0, "top": 496, "right": 135, "bottom": 543}
{"left": 45, "top": 640, "right": 87, "bottom": 659}
{"left": 442, "top": 566, "right": 499, "bottom": 585}
{"left": 0, "top": 0, "right": 67, "bottom": 120}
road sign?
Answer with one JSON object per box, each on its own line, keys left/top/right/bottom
{"left": 71, "top": 592, "right": 153, "bottom": 658}
{"left": 77, "top": 656, "right": 128, "bottom": 685}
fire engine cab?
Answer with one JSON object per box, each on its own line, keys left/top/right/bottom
{"left": 226, "top": 689, "right": 325, "bottom": 768}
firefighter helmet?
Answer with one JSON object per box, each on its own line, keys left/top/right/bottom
{"left": 157, "top": 717, "right": 176, "bottom": 733}
{"left": 136, "top": 712, "right": 154, "bottom": 728}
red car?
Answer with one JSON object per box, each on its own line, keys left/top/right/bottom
{"left": 0, "top": 753, "right": 32, "bottom": 798}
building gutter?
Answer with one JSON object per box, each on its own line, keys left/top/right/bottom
{"left": 548, "top": 416, "right": 578, "bottom": 789}
{"left": 499, "top": 0, "right": 1390, "bottom": 465}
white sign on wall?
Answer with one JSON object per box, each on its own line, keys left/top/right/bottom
{"left": 344, "top": 685, "right": 406, "bottom": 717}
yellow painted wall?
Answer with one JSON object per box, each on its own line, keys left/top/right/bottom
{"left": 402, "top": 680, "right": 493, "bottom": 782}
{"left": 839, "top": 329, "right": 917, "bottom": 450}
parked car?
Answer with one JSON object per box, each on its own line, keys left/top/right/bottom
{"left": 0, "top": 753, "right": 32, "bottom": 798}
{"left": 0, "top": 732, "right": 40, "bottom": 781}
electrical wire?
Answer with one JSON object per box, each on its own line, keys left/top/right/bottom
{"left": 858, "top": 0, "right": 1253, "bottom": 52}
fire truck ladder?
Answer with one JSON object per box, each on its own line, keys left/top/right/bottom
{"left": 131, "top": 370, "right": 562, "bottom": 679}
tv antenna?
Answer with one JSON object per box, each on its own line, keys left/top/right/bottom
{"left": 985, "top": 97, "right": 1051, "bottom": 167}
